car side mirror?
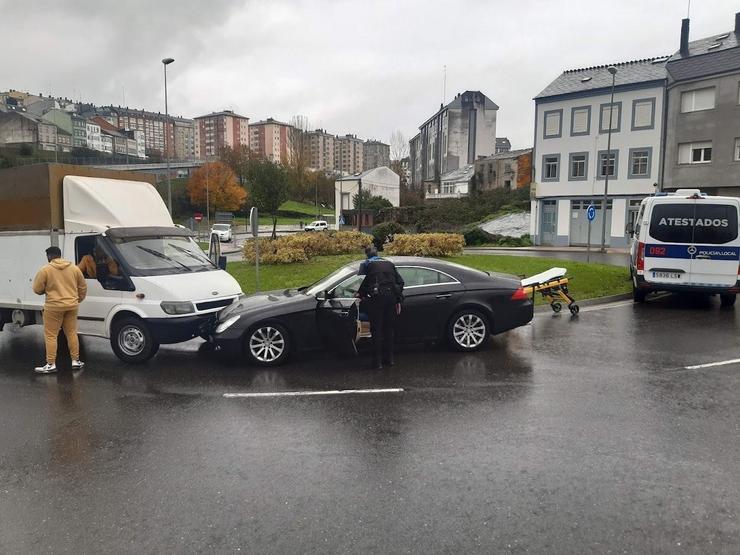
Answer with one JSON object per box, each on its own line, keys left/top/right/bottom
{"left": 218, "top": 255, "right": 227, "bottom": 270}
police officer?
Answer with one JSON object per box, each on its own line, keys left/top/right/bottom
{"left": 357, "top": 246, "right": 404, "bottom": 370}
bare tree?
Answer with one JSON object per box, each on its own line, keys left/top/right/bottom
{"left": 286, "top": 115, "right": 312, "bottom": 201}
{"left": 389, "top": 129, "right": 409, "bottom": 162}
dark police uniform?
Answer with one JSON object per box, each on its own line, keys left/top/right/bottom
{"left": 358, "top": 257, "right": 404, "bottom": 369}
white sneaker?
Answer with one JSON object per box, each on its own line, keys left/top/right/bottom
{"left": 34, "top": 363, "right": 57, "bottom": 374}
{"left": 71, "top": 360, "right": 85, "bottom": 369}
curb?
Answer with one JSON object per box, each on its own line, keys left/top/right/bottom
{"left": 465, "top": 247, "right": 630, "bottom": 255}
{"left": 534, "top": 292, "right": 632, "bottom": 313}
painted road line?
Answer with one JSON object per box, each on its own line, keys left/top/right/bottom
{"left": 223, "top": 388, "right": 404, "bottom": 398}
{"left": 684, "top": 358, "right": 740, "bottom": 370}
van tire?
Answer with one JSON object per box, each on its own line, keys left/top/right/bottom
{"left": 632, "top": 274, "right": 647, "bottom": 303}
{"left": 111, "top": 316, "right": 159, "bottom": 364}
{"left": 720, "top": 293, "right": 736, "bottom": 307}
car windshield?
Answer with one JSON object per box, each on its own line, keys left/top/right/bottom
{"left": 213, "top": 224, "right": 230, "bottom": 231}
{"left": 305, "top": 264, "right": 360, "bottom": 296}
{"left": 110, "top": 235, "right": 216, "bottom": 275}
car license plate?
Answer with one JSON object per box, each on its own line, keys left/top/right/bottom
{"left": 653, "top": 271, "right": 681, "bottom": 279}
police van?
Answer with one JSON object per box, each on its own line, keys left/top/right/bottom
{"left": 629, "top": 189, "right": 740, "bottom": 306}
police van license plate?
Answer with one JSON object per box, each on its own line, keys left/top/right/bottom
{"left": 653, "top": 271, "right": 681, "bottom": 279}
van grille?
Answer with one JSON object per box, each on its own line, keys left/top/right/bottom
{"left": 196, "top": 298, "right": 234, "bottom": 311}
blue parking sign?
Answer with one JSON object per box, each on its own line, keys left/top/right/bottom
{"left": 587, "top": 204, "right": 596, "bottom": 221}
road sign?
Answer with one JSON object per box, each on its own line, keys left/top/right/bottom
{"left": 587, "top": 204, "right": 596, "bottom": 222}
{"left": 249, "top": 207, "right": 259, "bottom": 237}
{"left": 193, "top": 212, "right": 203, "bottom": 223}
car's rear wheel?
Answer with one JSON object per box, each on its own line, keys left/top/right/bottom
{"left": 447, "top": 309, "right": 489, "bottom": 352}
{"left": 244, "top": 323, "right": 290, "bottom": 366}
{"left": 720, "top": 293, "right": 736, "bottom": 307}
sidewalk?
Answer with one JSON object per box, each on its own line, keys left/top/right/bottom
{"left": 465, "top": 246, "right": 629, "bottom": 254}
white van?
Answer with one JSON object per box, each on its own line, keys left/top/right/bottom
{"left": 0, "top": 165, "right": 243, "bottom": 363}
{"left": 629, "top": 189, "right": 740, "bottom": 305}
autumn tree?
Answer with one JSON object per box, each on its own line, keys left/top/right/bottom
{"left": 220, "top": 144, "right": 254, "bottom": 186}
{"left": 247, "top": 158, "right": 289, "bottom": 239}
{"left": 187, "top": 161, "right": 247, "bottom": 217}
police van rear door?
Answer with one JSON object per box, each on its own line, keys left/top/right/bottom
{"left": 688, "top": 200, "right": 740, "bottom": 287}
{"left": 645, "top": 199, "right": 695, "bottom": 286}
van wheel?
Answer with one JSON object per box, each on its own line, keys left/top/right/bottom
{"left": 720, "top": 293, "right": 736, "bottom": 307}
{"left": 632, "top": 274, "right": 647, "bottom": 303}
{"left": 111, "top": 316, "right": 159, "bottom": 363}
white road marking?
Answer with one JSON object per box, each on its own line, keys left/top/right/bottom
{"left": 684, "top": 358, "right": 740, "bottom": 370}
{"left": 223, "top": 388, "right": 404, "bottom": 398}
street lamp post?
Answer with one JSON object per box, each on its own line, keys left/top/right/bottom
{"left": 162, "top": 57, "right": 175, "bottom": 215}
{"left": 600, "top": 65, "right": 618, "bottom": 254}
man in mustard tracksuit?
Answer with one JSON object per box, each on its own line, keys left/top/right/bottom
{"left": 32, "top": 246, "right": 88, "bottom": 373}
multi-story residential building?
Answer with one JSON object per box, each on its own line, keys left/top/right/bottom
{"left": 0, "top": 111, "right": 38, "bottom": 145}
{"left": 249, "top": 118, "right": 294, "bottom": 163}
{"left": 194, "top": 110, "right": 250, "bottom": 159}
{"left": 37, "top": 120, "right": 58, "bottom": 151}
{"left": 474, "top": 148, "right": 533, "bottom": 191}
{"left": 362, "top": 139, "right": 390, "bottom": 171}
{"left": 495, "top": 137, "right": 511, "bottom": 153}
{"left": 71, "top": 115, "right": 88, "bottom": 148}
{"left": 173, "top": 117, "right": 196, "bottom": 160}
{"left": 427, "top": 165, "right": 476, "bottom": 199}
{"left": 304, "top": 129, "right": 335, "bottom": 172}
{"left": 663, "top": 13, "right": 740, "bottom": 197}
{"left": 122, "top": 129, "right": 146, "bottom": 159}
{"left": 334, "top": 134, "right": 364, "bottom": 174}
{"left": 92, "top": 117, "right": 129, "bottom": 156}
{"left": 532, "top": 58, "right": 668, "bottom": 247}
{"left": 86, "top": 121, "right": 102, "bottom": 152}
{"left": 409, "top": 90, "right": 498, "bottom": 189}
{"left": 56, "top": 129, "right": 73, "bottom": 153}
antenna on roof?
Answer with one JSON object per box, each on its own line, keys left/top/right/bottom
{"left": 442, "top": 65, "right": 447, "bottom": 105}
{"left": 686, "top": 0, "right": 690, "bottom": 18}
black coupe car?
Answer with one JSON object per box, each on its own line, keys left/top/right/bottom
{"left": 212, "top": 257, "right": 534, "bottom": 366}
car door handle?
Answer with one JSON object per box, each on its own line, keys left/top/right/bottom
{"left": 435, "top": 293, "right": 452, "bottom": 299}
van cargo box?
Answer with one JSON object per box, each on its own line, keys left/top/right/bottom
{"left": 0, "top": 163, "right": 157, "bottom": 231}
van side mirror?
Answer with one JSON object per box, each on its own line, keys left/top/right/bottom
{"left": 218, "top": 255, "right": 227, "bottom": 270}
{"left": 626, "top": 223, "right": 634, "bottom": 237}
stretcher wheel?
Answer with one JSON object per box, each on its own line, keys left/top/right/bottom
{"left": 569, "top": 304, "right": 580, "bottom": 315}
{"left": 551, "top": 302, "right": 562, "bottom": 313}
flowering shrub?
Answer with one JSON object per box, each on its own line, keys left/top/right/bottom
{"left": 383, "top": 233, "right": 465, "bottom": 257}
{"left": 242, "top": 231, "right": 373, "bottom": 264}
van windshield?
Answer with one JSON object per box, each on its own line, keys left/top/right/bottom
{"left": 649, "top": 203, "right": 738, "bottom": 245}
{"left": 110, "top": 235, "right": 216, "bottom": 275}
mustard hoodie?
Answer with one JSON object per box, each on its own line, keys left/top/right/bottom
{"left": 32, "top": 258, "right": 88, "bottom": 309}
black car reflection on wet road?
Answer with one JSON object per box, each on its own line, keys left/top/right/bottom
{"left": 212, "top": 256, "right": 534, "bottom": 366}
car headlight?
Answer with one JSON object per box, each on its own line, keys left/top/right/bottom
{"left": 160, "top": 301, "right": 195, "bottom": 315}
{"left": 215, "top": 314, "right": 241, "bottom": 334}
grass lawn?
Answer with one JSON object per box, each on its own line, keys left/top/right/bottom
{"left": 227, "top": 253, "right": 631, "bottom": 302}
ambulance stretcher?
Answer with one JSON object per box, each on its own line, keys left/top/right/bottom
{"left": 521, "top": 267, "right": 579, "bottom": 315}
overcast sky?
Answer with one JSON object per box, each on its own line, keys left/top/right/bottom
{"left": 1, "top": 0, "right": 738, "bottom": 150}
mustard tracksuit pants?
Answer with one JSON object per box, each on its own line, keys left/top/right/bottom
{"left": 43, "top": 308, "right": 80, "bottom": 364}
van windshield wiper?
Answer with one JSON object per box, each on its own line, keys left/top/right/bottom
{"left": 136, "top": 246, "right": 192, "bottom": 272}
{"left": 167, "top": 242, "right": 213, "bottom": 266}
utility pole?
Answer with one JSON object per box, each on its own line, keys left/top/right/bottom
{"left": 162, "top": 57, "right": 175, "bottom": 215}
{"left": 357, "top": 177, "right": 362, "bottom": 232}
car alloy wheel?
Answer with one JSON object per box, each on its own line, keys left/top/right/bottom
{"left": 449, "top": 311, "right": 488, "bottom": 351}
{"left": 248, "top": 324, "right": 288, "bottom": 366}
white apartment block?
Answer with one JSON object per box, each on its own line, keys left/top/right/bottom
{"left": 532, "top": 58, "right": 668, "bottom": 247}
{"left": 85, "top": 122, "right": 103, "bottom": 152}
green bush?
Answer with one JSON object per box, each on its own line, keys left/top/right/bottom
{"left": 242, "top": 230, "right": 372, "bottom": 264}
{"left": 463, "top": 227, "right": 495, "bottom": 246}
{"left": 372, "top": 221, "right": 406, "bottom": 250}
{"left": 384, "top": 233, "right": 465, "bottom": 257}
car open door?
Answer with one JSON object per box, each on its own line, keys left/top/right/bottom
{"left": 316, "top": 295, "right": 359, "bottom": 356}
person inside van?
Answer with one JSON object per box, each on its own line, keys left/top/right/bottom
{"left": 78, "top": 246, "right": 119, "bottom": 280}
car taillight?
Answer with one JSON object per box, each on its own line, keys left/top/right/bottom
{"left": 511, "top": 286, "right": 528, "bottom": 301}
{"left": 636, "top": 242, "right": 645, "bottom": 272}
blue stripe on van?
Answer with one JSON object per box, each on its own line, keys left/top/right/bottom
{"left": 645, "top": 244, "right": 740, "bottom": 261}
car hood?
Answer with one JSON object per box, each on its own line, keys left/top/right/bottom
{"left": 218, "top": 288, "right": 314, "bottom": 319}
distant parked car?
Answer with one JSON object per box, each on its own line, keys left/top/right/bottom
{"left": 211, "top": 223, "right": 233, "bottom": 242}
{"left": 304, "top": 220, "right": 328, "bottom": 232}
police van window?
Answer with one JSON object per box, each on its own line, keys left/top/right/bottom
{"left": 693, "top": 204, "right": 738, "bottom": 244}
{"left": 649, "top": 204, "right": 694, "bottom": 243}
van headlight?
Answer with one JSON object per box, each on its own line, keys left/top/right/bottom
{"left": 160, "top": 301, "right": 195, "bottom": 315}
{"left": 215, "top": 314, "right": 241, "bottom": 334}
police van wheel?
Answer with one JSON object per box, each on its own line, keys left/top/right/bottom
{"left": 632, "top": 275, "right": 647, "bottom": 303}
{"left": 720, "top": 293, "right": 736, "bottom": 307}
{"left": 111, "top": 316, "right": 159, "bottom": 364}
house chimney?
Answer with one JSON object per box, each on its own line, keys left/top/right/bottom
{"left": 680, "top": 18, "right": 690, "bottom": 56}
{"left": 735, "top": 12, "right": 740, "bottom": 34}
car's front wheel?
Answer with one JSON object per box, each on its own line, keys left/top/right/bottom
{"left": 244, "top": 323, "right": 290, "bottom": 366}
{"left": 110, "top": 316, "right": 159, "bottom": 363}
{"left": 447, "top": 309, "right": 489, "bottom": 352}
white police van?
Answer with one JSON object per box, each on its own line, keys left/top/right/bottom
{"left": 629, "top": 189, "right": 740, "bottom": 305}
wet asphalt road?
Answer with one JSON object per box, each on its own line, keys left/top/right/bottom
{"left": 1, "top": 295, "right": 739, "bottom": 553}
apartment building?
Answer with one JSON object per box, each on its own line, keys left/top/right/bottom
{"left": 475, "top": 148, "right": 533, "bottom": 191}
{"left": 409, "top": 90, "right": 498, "bottom": 189}
{"left": 495, "top": 137, "right": 511, "bottom": 153}
{"left": 532, "top": 58, "right": 667, "bottom": 247}
{"left": 304, "top": 129, "right": 335, "bottom": 172}
{"left": 249, "top": 118, "right": 294, "bottom": 163}
{"left": 363, "top": 140, "right": 390, "bottom": 171}
{"left": 334, "top": 134, "right": 364, "bottom": 174}
{"left": 194, "top": 110, "right": 250, "bottom": 159}
{"left": 663, "top": 13, "right": 740, "bottom": 196}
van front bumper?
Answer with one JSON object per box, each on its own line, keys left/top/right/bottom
{"left": 635, "top": 274, "right": 740, "bottom": 295}
{"left": 148, "top": 313, "right": 217, "bottom": 344}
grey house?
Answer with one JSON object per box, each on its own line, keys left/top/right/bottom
{"left": 663, "top": 13, "right": 740, "bottom": 196}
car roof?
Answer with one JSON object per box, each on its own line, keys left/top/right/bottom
{"left": 341, "top": 256, "right": 503, "bottom": 282}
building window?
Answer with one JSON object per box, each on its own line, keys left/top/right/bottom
{"left": 599, "top": 102, "right": 621, "bottom": 133}
{"left": 568, "top": 152, "right": 589, "bottom": 181}
{"left": 597, "top": 150, "right": 619, "bottom": 179}
{"left": 680, "top": 87, "right": 715, "bottom": 113}
{"left": 542, "top": 154, "right": 560, "bottom": 182}
{"left": 735, "top": 138, "right": 740, "bottom": 161}
{"left": 543, "top": 110, "right": 562, "bottom": 139}
{"left": 628, "top": 147, "right": 652, "bottom": 179}
{"left": 678, "top": 142, "right": 712, "bottom": 164}
{"left": 631, "top": 98, "right": 656, "bottom": 130}
{"left": 570, "top": 106, "right": 591, "bottom": 136}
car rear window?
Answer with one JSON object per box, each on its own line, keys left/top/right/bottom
{"left": 649, "top": 203, "right": 738, "bottom": 244}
